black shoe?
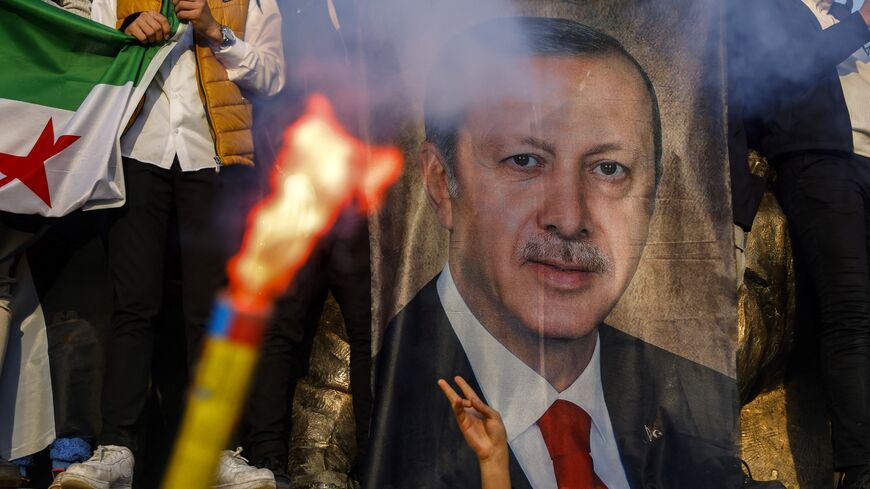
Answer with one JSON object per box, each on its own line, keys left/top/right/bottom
{"left": 257, "top": 456, "right": 290, "bottom": 489}
{"left": 838, "top": 463, "right": 870, "bottom": 489}
{"left": 0, "top": 459, "right": 19, "bottom": 488}
{"left": 741, "top": 460, "right": 786, "bottom": 489}
{"left": 744, "top": 478, "right": 786, "bottom": 489}
{"left": 274, "top": 472, "right": 290, "bottom": 489}
{"left": 345, "top": 457, "right": 363, "bottom": 489}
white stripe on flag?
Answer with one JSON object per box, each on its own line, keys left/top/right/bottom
{"left": 0, "top": 83, "right": 131, "bottom": 216}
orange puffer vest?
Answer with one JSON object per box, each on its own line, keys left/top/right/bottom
{"left": 117, "top": 0, "right": 255, "bottom": 166}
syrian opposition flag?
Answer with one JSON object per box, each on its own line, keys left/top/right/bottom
{"left": 0, "top": 0, "right": 182, "bottom": 216}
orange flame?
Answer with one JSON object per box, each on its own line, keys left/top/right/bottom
{"left": 228, "top": 94, "right": 403, "bottom": 308}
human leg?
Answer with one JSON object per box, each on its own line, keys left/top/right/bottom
{"left": 60, "top": 159, "right": 173, "bottom": 489}
{"left": 243, "top": 249, "right": 329, "bottom": 486}
{"left": 173, "top": 163, "right": 275, "bottom": 488}
{"left": 775, "top": 153, "right": 870, "bottom": 475}
{"left": 326, "top": 215, "right": 372, "bottom": 464}
{"left": 100, "top": 158, "right": 174, "bottom": 452}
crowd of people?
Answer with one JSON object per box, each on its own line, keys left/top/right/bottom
{"left": 0, "top": 0, "right": 869, "bottom": 488}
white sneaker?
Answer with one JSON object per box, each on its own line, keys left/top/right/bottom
{"left": 57, "top": 445, "right": 134, "bottom": 489}
{"left": 213, "top": 448, "right": 276, "bottom": 489}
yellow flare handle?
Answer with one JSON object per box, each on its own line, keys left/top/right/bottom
{"left": 162, "top": 338, "right": 259, "bottom": 489}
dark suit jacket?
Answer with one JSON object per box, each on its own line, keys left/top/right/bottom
{"left": 363, "top": 277, "right": 743, "bottom": 489}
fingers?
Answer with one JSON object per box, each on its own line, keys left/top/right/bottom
{"left": 439, "top": 379, "right": 475, "bottom": 419}
{"left": 454, "top": 376, "right": 482, "bottom": 403}
{"left": 175, "top": 8, "right": 192, "bottom": 22}
{"left": 470, "top": 396, "right": 500, "bottom": 420}
{"left": 174, "top": 0, "right": 201, "bottom": 9}
{"left": 156, "top": 14, "right": 170, "bottom": 39}
{"left": 437, "top": 378, "right": 461, "bottom": 404}
{"left": 174, "top": 0, "right": 205, "bottom": 22}
{"left": 453, "top": 398, "right": 473, "bottom": 418}
{"left": 174, "top": 0, "right": 196, "bottom": 19}
{"left": 124, "top": 12, "right": 170, "bottom": 44}
{"left": 125, "top": 23, "right": 148, "bottom": 42}
{"left": 451, "top": 376, "right": 500, "bottom": 420}
{"left": 140, "top": 14, "right": 166, "bottom": 43}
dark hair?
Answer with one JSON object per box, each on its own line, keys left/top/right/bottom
{"left": 423, "top": 16, "right": 662, "bottom": 195}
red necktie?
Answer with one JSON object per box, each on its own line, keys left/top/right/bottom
{"left": 537, "top": 400, "right": 609, "bottom": 489}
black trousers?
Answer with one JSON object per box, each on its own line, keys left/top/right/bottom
{"left": 243, "top": 208, "right": 372, "bottom": 468}
{"left": 775, "top": 151, "right": 870, "bottom": 470}
{"left": 100, "top": 158, "right": 256, "bottom": 451}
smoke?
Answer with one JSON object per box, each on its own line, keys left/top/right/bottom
{"left": 258, "top": 0, "right": 740, "bottom": 373}
{"left": 258, "top": 0, "right": 523, "bottom": 147}
{"left": 726, "top": 0, "right": 865, "bottom": 122}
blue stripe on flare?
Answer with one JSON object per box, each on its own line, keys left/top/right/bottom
{"left": 208, "top": 298, "right": 233, "bottom": 338}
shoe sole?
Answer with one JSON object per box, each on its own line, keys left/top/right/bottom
{"left": 56, "top": 473, "right": 130, "bottom": 489}
{"left": 54, "top": 478, "right": 100, "bottom": 489}
{"left": 56, "top": 477, "right": 103, "bottom": 489}
{"left": 58, "top": 480, "right": 101, "bottom": 489}
{"left": 213, "top": 481, "right": 276, "bottom": 489}
{"left": 59, "top": 481, "right": 131, "bottom": 489}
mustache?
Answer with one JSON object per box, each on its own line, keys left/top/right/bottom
{"left": 519, "top": 233, "right": 611, "bottom": 274}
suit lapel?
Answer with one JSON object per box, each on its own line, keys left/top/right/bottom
{"left": 425, "top": 282, "right": 534, "bottom": 489}
{"left": 599, "top": 324, "right": 663, "bottom": 489}
{"left": 369, "top": 277, "right": 534, "bottom": 489}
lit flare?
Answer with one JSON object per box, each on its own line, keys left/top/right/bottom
{"left": 229, "top": 93, "right": 402, "bottom": 306}
{"left": 162, "top": 93, "right": 403, "bottom": 489}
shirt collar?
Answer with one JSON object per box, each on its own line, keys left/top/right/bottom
{"left": 436, "top": 265, "right": 611, "bottom": 444}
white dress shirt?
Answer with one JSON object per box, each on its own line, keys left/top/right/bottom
{"left": 437, "top": 265, "right": 631, "bottom": 489}
{"left": 92, "top": 0, "right": 285, "bottom": 171}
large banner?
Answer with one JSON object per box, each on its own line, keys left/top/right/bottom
{"left": 361, "top": 1, "right": 739, "bottom": 487}
{"left": 367, "top": 0, "right": 733, "bottom": 375}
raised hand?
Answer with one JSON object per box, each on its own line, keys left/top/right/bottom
{"left": 438, "top": 376, "right": 510, "bottom": 489}
{"left": 437, "top": 376, "right": 508, "bottom": 463}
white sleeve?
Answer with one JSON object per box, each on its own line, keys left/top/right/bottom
{"left": 213, "top": 0, "right": 285, "bottom": 97}
{"left": 90, "top": 0, "right": 116, "bottom": 28}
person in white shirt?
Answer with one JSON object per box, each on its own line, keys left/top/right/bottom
{"left": 58, "top": 0, "right": 284, "bottom": 488}
{"left": 364, "top": 17, "right": 752, "bottom": 489}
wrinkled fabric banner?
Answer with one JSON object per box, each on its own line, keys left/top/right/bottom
{"left": 363, "top": 1, "right": 739, "bottom": 488}
{"left": 367, "top": 0, "right": 734, "bottom": 378}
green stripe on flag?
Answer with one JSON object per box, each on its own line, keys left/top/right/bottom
{"left": 0, "top": 0, "right": 178, "bottom": 112}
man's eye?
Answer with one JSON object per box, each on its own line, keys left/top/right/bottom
{"left": 505, "top": 154, "right": 540, "bottom": 168}
{"left": 593, "top": 161, "right": 626, "bottom": 177}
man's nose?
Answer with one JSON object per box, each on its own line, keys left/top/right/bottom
{"left": 538, "top": 170, "right": 590, "bottom": 240}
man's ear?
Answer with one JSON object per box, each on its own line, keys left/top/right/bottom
{"left": 419, "top": 142, "right": 454, "bottom": 230}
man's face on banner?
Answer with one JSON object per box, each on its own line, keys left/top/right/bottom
{"left": 432, "top": 54, "right": 657, "bottom": 343}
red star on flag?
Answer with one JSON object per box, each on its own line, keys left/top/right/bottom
{"left": 0, "top": 118, "right": 80, "bottom": 208}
